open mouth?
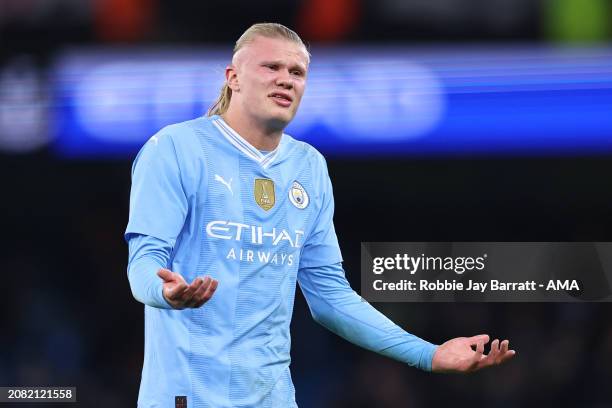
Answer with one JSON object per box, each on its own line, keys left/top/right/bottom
{"left": 269, "top": 92, "right": 293, "bottom": 107}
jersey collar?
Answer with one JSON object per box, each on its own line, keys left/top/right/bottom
{"left": 212, "top": 116, "right": 282, "bottom": 169}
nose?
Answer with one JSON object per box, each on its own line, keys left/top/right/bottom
{"left": 275, "top": 70, "right": 294, "bottom": 89}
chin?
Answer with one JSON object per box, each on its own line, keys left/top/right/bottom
{"left": 266, "top": 111, "right": 294, "bottom": 130}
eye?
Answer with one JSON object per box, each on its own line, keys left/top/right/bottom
{"left": 264, "top": 64, "right": 279, "bottom": 71}
{"left": 291, "top": 70, "right": 304, "bottom": 77}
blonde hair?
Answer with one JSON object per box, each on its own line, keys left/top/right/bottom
{"left": 207, "top": 23, "right": 309, "bottom": 117}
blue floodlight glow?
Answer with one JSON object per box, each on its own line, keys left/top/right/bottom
{"left": 51, "top": 46, "right": 612, "bottom": 158}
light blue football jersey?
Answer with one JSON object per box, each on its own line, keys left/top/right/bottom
{"left": 126, "top": 115, "right": 437, "bottom": 408}
{"left": 126, "top": 115, "right": 343, "bottom": 407}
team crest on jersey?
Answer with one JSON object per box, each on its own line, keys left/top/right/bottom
{"left": 289, "top": 181, "right": 309, "bottom": 209}
{"left": 254, "top": 178, "right": 275, "bottom": 211}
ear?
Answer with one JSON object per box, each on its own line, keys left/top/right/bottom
{"left": 225, "top": 65, "right": 240, "bottom": 92}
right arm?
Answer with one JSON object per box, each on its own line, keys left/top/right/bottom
{"left": 127, "top": 233, "right": 217, "bottom": 309}
{"left": 125, "top": 131, "right": 217, "bottom": 309}
{"left": 127, "top": 234, "right": 172, "bottom": 308}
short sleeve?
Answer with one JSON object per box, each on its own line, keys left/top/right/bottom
{"left": 299, "top": 154, "right": 343, "bottom": 269}
{"left": 125, "top": 132, "right": 188, "bottom": 245}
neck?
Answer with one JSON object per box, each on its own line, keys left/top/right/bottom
{"left": 221, "top": 108, "right": 284, "bottom": 151}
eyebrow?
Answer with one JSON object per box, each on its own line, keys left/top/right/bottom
{"left": 261, "top": 60, "right": 307, "bottom": 72}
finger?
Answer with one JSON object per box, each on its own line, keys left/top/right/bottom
{"left": 464, "top": 339, "right": 485, "bottom": 371}
{"left": 180, "top": 277, "right": 204, "bottom": 304}
{"left": 490, "top": 338, "right": 500, "bottom": 353}
{"left": 157, "top": 268, "right": 175, "bottom": 282}
{"left": 192, "top": 276, "right": 210, "bottom": 296}
{"left": 188, "top": 276, "right": 205, "bottom": 293}
{"left": 194, "top": 279, "right": 218, "bottom": 308}
{"left": 490, "top": 349, "right": 516, "bottom": 369}
{"left": 198, "top": 279, "right": 218, "bottom": 306}
{"left": 468, "top": 334, "right": 490, "bottom": 345}
{"left": 474, "top": 338, "right": 497, "bottom": 371}
{"left": 206, "top": 279, "right": 219, "bottom": 299}
{"left": 487, "top": 339, "right": 500, "bottom": 364}
{"left": 500, "top": 339, "right": 509, "bottom": 355}
{"left": 499, "top": 349, "right": 516, "bottom": 363}
{"left": 498, "top": 340, "right": 516, "bottom": 364}
{"left": 186, "top": 277, "right": 210, "bottom": 307}
{"left": 165, "top": 280, "right": 188, "bottom": 300}
{"left": 475, "top": 339, "right": 485, "bottom": 359}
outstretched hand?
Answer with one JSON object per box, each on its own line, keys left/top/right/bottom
{"left": 431, "top": 334, "right": 515, "bottom": 373}
{"left": 157, "top": 268, "right": 218, "bottom": 309}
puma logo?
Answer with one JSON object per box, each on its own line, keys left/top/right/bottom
{"left": 214, "top": 174, "right": 233, "bottom": 195}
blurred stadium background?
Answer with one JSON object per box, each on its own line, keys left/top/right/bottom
{"left": 1, "top": 0, "right": 612, "bottom": 406}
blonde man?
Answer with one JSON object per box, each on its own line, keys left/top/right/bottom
{"left": 126, "top": 23, "right": 514, "bottom": 407}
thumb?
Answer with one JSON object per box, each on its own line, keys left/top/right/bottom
{"left": 468, "top": 334, "right": 490, "bottom": 345}
{"left": 157, "top": 268, "right": 175, "bottom": 282}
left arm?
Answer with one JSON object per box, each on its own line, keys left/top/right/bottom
{"left": 298, "top": 263, "right": 516, "bottom": 373}
{"left": 299, "top": 152, "right": 515, "bottom": 373}
{"left": 298, "top": 262, "right": 438, "bottom": 371}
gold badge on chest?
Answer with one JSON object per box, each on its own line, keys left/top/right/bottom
{"left": 254, "top": 178, "right": 275, "bottom": 211}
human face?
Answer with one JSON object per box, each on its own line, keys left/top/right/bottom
{"left": 228, "top": 36, "right": 309, "bottom": 131}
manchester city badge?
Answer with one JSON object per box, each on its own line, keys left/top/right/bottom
{"left": 288, "top": 181, "right": 309, "bottom": 209}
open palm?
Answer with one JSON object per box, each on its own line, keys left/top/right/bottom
{"left": 432, "top": 334, "right": 515, "bottom": 373}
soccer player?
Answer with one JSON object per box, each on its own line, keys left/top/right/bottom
{"left": 125, "top": 23, "right": 515, "bottom": 407}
